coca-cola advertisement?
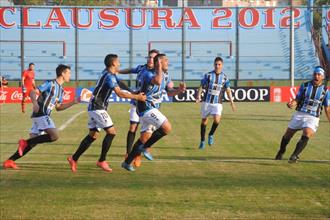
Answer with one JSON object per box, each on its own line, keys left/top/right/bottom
{"left": 0, "top": 87, "right": 75, "bottom": 103}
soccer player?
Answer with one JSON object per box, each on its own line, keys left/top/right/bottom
{"left": 196, "top": 57, "right": 236, "bottom": 149}
{"left": 121, "top": 53, "right": 186, "bottom": 171}
{"left": 275, "top": 66, "right": 329, "bottom": 163}
{"left": 119, "top": 49, "right": 159, "bottom": 165}
{"left": 21, "top": 63, "right": 36, "bottom": 113}
{"left": 3, "top": 64, "right": 79, "bottom": 169}
{"left": 67, "top": 54, "right": 146, "bottom": 172}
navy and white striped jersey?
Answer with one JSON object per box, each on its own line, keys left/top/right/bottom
{"left": 88, "top": 69, "right": 119, "bottom": 111}
{"left": 130, "top": 64, "right": 148, "bottom": 106}
{"left": 136, "top": 69, "right": 171, "bottom": 116}
{"left": 296, "top": 81, "right": 329, "bottom": 117}
{"left": 201, "top": 71, "right": 230, "bottom": 104}
{"left": 32, "top": 80, "right": 64, "bottom": 117}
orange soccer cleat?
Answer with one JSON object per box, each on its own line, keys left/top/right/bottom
{"left": 3, "top": 160, "right": 19, "bottom": 170}
{"left": 67, "top": 156, "right": 78, "bottom": 172}
{"left": 96, "top": 161, "right": 113, "bottom": 172}
{"left": 133, "top": 155, "right": 142, "bottom": 167}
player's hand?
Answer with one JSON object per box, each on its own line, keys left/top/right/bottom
{"left": 195, "top": 97, "right": 201, "bottom": 103}
{"left": 136, "top": 92, "right": 146, "bottom": 102}
{"left": 231, "top": 102, "right": 236, "bottom": 112}
{"left": 156, "top": 59, "right": 162, "bottom": 73}
{"left": 287, "top": 100, "right": 297, "bottom": 109}
{"left": 179, "top": 82, "right": 186, "bottom": 93}
{"left": 32, "top": 102, "right": 39, "bottom": 113}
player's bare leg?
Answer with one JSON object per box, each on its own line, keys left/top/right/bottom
{"left": 21, "top": 96, "right": 26, "bottom": 113}
{"left": 208, "top": 115, "right": 221, "bottom": 146}
{"left": 275, "top": 128, "right": 298, "bottom": 160}
{"left": 289, "top": 128, "right": 315, "bottom": 163}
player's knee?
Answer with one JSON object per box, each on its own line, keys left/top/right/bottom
{"left": 106, "top": 127, "right": 116, "bottom": 136}
{"left": 50, "top": 133, "right": 59, "bottom": 142}
{"left": 129, "top": 123, "right": 138, "bottom": 133}
{"left": 162, "top": 122, "right": 172, "bottom": 135}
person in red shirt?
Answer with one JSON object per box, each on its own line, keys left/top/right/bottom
{"left": 21, "top": 63, "right": 36, "bottom": 113}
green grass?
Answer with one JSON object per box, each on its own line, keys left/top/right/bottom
{"left": 0, "top": 103, "right": 329, "bottom": 220}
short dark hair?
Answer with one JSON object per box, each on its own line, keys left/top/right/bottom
{"left": 29, "top": 63, "right": 35, "bottom": 67}
{"left": 104, "top": 54, "right": 118, "bottom": 68}
{"left": 214, "top": 57, "right": 223, "bottom": 64}
{"left": 56, "top": 64, "right": 70, "bottom": 77}
{"left": 148, "top": 49, "right": 160, "bottom": 56}
{"left": 153, "top": 53, "right": 166, "bottom": 65}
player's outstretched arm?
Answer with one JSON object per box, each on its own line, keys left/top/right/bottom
{"left": 55, "top": 97, "right": 79, "bottom": 111}
{"left": 118, "top": 80, "right": 134, "bottom": 93}
{"left": 114, "top": 86, "right": 146, "bottom": 101}
{"left": 118, "top": 68, "right": 132, "bottom": 74}
{"left": 167, "top": 82, "right": 186, "bottom": 97}
{"left": 226, "top": 87, "right": 236, "bottom": 112}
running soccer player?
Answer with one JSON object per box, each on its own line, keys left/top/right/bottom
{"left": 21, "top": 63, "right": 36, "bottom": 113}
{"left": 67, "top": 54, "right": 146, "bottom": 172}
{"left": 196, "top": 57, "right": 236, "bottom": 149}
{"left": 3, "top": 64, "right": 79, "bottom": 169}
{"left": 119, "top": 49, "right": 159, "bottom": 164}
{"left": 121, "top": 53, "right": 186, "bottom": 171}
{"left": 275, "top": 66, "right": 329, "bottom": 163}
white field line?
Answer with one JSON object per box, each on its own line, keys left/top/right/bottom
{"left": 58, "top": 111, "right": 85, "bottom": 131}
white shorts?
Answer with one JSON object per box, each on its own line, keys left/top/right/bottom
{"left": 201, "top": 102, "right": 223, "bottom": 119}
{"left": 88, "top": 110, "right": 113, "bottom": 130}
{"left": 140, "top": 108, "right": 167, "bottom": 133}
{"left": 288, "top": 111, "right": 320, "bottom": 132}
{"left": 129, "top": 104, "right": 140, "bottom": 123}
{"left": 30, "top": 116, "right": 56, "bottom": 135}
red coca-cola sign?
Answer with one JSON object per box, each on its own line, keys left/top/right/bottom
{"left": 0, "top": 87, "right": 75, "bottom": 103}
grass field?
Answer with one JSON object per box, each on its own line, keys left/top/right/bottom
{"left": 0, "top": 102, "right": 329, "bottom": 220}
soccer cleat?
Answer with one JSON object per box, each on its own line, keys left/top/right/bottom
{"left": 96, "top": 161, "right": 113, "bottom": 172}
{"left": 142, "top": 149, "right": 153, "bottom": 161}
{"left": 133, "top": 155, "right": 142, "bottom": 167}
{"left": 288, "top": 155, "right": 299, "bottom": 164}
{"left": 67, "top": 156, "right": 78, "bottom": 172}
{"left": 199, "top": 141, "right": 205, "bottom": 149}
{"left": 121, "top": 162, "right": 135, "bottom": 171}
{"left": 18, "top": 139, "right": 28, "bottom": 157}
{"left": 3, "top": 160, "right": 19, "bottom": 169}
{"left": 208, "top": 135, "right": 214, "bottom": 146}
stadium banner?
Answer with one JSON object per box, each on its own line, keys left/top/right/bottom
{"left": 0, "top": 87, "right": 75, "bottom": 103}
{"left": 270, "top": 86, "right": 330, "bottom": 102}
{"left": 76, "top": 87, "right": 173, "bottom": 103}
{"left": 270, "top": 86, "right": 298, "bottom": 103}
{"left": 173, "top": 87, "right": 270, "bottom": 102}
